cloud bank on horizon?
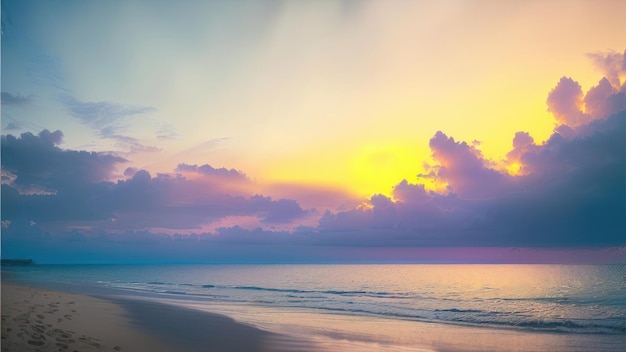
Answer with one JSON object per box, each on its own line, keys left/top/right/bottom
{"left": 2, "top": 0, "right": 625, "bottom": 263}
{"left": 2, "top": 49, "right": 625, "bottom": 263}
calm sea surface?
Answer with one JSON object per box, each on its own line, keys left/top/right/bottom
{"left": 4, "top": 264, "right": 625, "bottom": 350}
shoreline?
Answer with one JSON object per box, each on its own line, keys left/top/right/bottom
{"left": 1, "top": 282, "right": 315, "bottom": 352}
{"left": 3, "top": 276, "right": 625, "bottom": 352}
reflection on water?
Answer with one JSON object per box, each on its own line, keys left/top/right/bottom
{"left": 179, "top": 299, "right": 625, "bottom": 352}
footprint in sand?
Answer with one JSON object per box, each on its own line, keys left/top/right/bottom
{"left": 78, "top": 336, "right": 101, "bottom": 348}
{"left": 27, "top": 339, "right": 45, "bottom": 346}
{"left": 27, "top": 333, "right": 46, "bottom": 346}
{"left": 56, "top": 342, "right": 69, "bottom": 350}
{"left": 14, "top": 313, "right": 29, "bottom": 322}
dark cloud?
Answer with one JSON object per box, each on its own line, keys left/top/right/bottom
{"left": 100, "top": 172, "right": 307, "bottom": 229}
{"left": 319, "top": 110, "right": 625, "bottom": 247}
{"left": 249, "top": 195, "right": 307, "bottom": 223}
{"left": 1, "top": 91, "right": 32, "bottom": 105}
{"left": 1, "top": 132, "right": 309, "bottom": 232}
{"left": 1, "top": 130, "right": 125, "bottom": 193}
{"left": 584, "top": 77, "right": 626, "bottom": 120}
{"left": 1, "top": 130, "right": 127, "bottom": 223}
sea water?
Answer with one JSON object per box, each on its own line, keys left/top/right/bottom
{"left": 4, "top": 264, "right": 625, "bottom": 351}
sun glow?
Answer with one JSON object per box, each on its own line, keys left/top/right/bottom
{"left": 350, "top": 144, "right": 431, "bottom": 197}
{"left": 505, "top": 162, "right": 523, "bottom": 176}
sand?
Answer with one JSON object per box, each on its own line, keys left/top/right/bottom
{"left": 5, "top": 281, "right": 622, "bottom": 352}
{"left": 1, "top": 283, "right": 314, "bottom": 352}
{"left": 1, "top": 283, "right": 174, "bottom": 352}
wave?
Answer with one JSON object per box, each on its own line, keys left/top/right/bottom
{"left": 230, "top": 285, "right": 414, "bottom": 299}
{"left": 103, "top": 281, "right": 625, "bottom": 335}
{"left": 434, "top": 308, "right": 483, "bottom": 313}
{"left": 301, "top": 306, "right": 625, "bottom": 335}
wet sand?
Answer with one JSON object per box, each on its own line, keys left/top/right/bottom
{"left": 3, "top": 282, "right": 623, "bottom": 352}
{"left": 0, "top": 283, "right": 311, "bottom": 352}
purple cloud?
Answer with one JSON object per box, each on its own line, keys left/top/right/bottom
{"left": 2, "top": 54, "right": 625, "bottom": 263}
{"left": 546, "top": 77, "right": 590, "bottom": 128}
{"left": 1, "top": 134, "right": 310, "bottom": 234}
{"left": 428, "top": 131, "right": 512, "bottom": 199}
{"left": 587, "top": 49, "right": 626, "bottom": 88}
{"left": 1, "top": 130, "right": 125, "bottom": 193}
{"left": 176, "top": 163, "right": 248, "bottom": 182}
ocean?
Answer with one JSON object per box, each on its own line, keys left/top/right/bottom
{"left": 4, "top": 264, "right": 625, "bottom": 351}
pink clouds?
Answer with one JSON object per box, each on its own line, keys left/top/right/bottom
{"left": 547, "top": 77, "right": 590, "bottom": 127}
{"left": 547, "top": 51, "right": 626, "bottom": 134}
{"left": 428, "top": 131, "right": 511, "bottom": 199}
{"left": 587, "top": 49, "right": 626, "bottom": 88}
{"left": 1, "top": 50, "right": 625, "bottom": 263}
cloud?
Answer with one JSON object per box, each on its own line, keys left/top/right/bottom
{"left": 3, "top": 122, "right": 22, "bottom": 131}
{"left": 546, "top": 77, "right": 590, "bottom": 127}
{"left": 587, "top": 49, "right": 626, "bottom": 88}
{"left": 1, "top": 132, "right": 310, "bottom": 233}
{"left": 318, "top": 61, "right": 626, "bottom": 248}
{"left": 1, "top": 130, "right": 125, "bottom": 194}
{"left": 2, "top": 53, "right": 625, "bottom": 263}
{"left": 318, "top": 108, "right": 625, "bottom": 248}
{"left": 155, "top": 122, "right": 180, "bottom": 140}
{"left": 176, "top": 163, "right": 248, "bottom": 181}
{"left": 1, "top": 91, "right": 32, "bottom": 105}
{"left": 506, "top": 131, "right": 537, "bottom": 173}
{"left": 60, "top": 94, "right": 154, "bottom": 129}
{"left": 547, "top": 52, "right": 626, "bottom": 131}
{"left": 103, "top": 133, "right": 161, "bottom": 154}
{"left": 428, "top": 131, "right": 512, "bottom": 199}
{"left": 59, "top": 94, "right": 160, "bottom": 152}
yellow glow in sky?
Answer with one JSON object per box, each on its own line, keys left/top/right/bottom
{"left": 32, "top": 0, "right": 623, "bottom": 201}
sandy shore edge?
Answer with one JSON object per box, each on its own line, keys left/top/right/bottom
{"left": 1, "top": 283, "right": 174, "bottom": 352}
{"left": 1, "top": 282, "right": 310, "bottom": 352}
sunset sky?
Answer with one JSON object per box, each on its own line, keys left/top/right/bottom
{"left": 2, "top": 0, "right": 625, "bottom": 263}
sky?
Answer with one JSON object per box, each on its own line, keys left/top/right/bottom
{"left": 1, "top": 0, "right": 625, "bottom": 263}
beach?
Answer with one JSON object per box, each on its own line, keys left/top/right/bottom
{"left": 1, "top": 283, "right": 176, "bottom": 352}
{"left": 2, "top": 264, "right": 624, "bottom": 352}
{"left": 0, "top": 283, "right": 312, "bottom": 352}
